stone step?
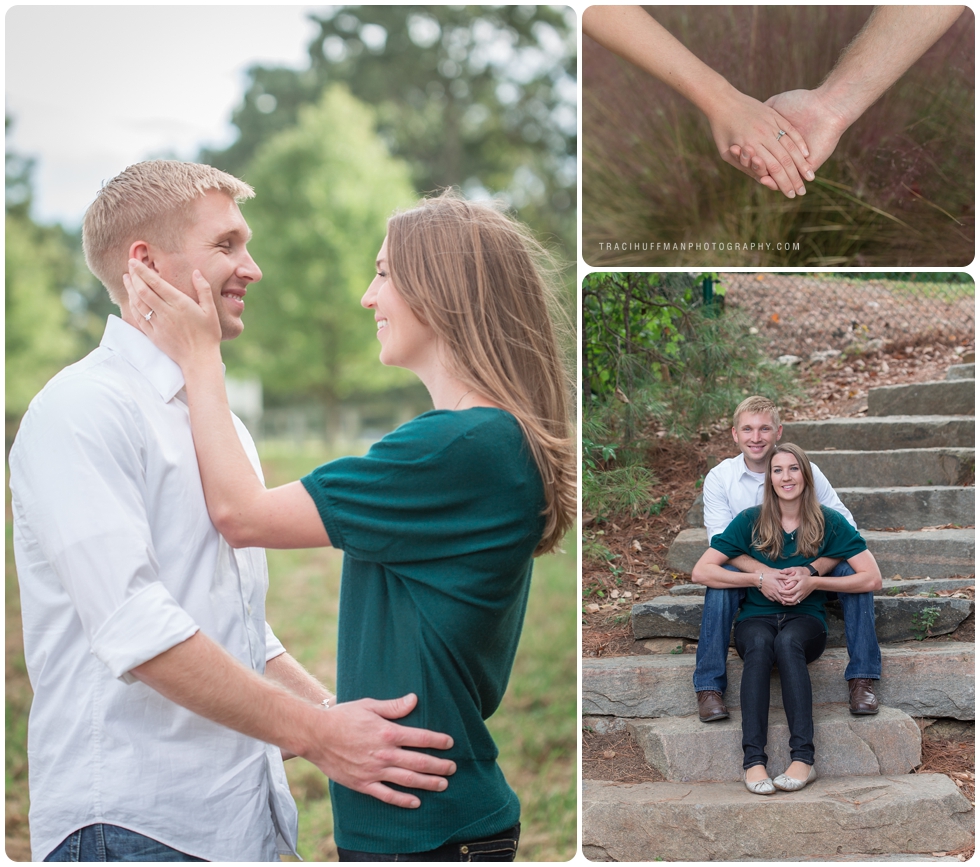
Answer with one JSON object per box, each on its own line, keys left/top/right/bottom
{"left": 684, "top": 485, "right": 974, "bottom": 530}
{"left": 669, "top": 576, "right": 975, "bottom": 597}
{"left": 582, "top": 643, "right": 975, "bottom": 723}
{"left": 836, "top": 486, "right": 974, "bottom": 530}
{"left": 812, "top": 448, "right": 974, "bottom": 488}
{"left": 868, "top": 380, "right": 974, "bottom": 416}
{"left": 631, "top": 594, "right": 973, "bottom": 644}
{"left": 773, "top": 856, "right": 962, "bottom": 862}
{"left": 947, "top": 363, "right": 975, "bottom": 381}
{"left": 583, "top": 774, "right": 974, "bottom": 862}
{"left": 781, "top": 416, "right": 974, "bottom": 451}
{"left": 668, "top": 527, "right": 976, "bottom": 579}
{"left": 629, "top": 704, "right": 921, "bottom": 783}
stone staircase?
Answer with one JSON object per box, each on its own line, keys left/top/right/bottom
{"left": 583, "top": 366, "right": 975, "bottom": 861}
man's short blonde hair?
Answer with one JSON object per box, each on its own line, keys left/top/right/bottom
{"left": 732, "top": 395, "right": 781, "bottom": 429}
{"left": 82, "top": 160, "right": 254, "bottom": 305}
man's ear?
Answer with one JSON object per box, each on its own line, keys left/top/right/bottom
{"left": 128, "top": 241, "right": 159, "bottom": 273}
{"left": 775, "top": 424, "right": 783, "bottom": 442}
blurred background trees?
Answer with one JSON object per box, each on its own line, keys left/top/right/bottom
{"left": 6, "top": 5, "right": 576, "bottom": 443}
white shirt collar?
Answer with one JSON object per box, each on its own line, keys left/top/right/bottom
{"left": 101, "top": 315, "right": 185, "bottom": 403}
{"left": 733, "top": 451, "right": 765, "bottom": 480}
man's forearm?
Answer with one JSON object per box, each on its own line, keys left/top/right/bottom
{"left": 266, "top": 651, "right": 334, "bottom": 706}
{"left": 728, "top": 554, "right": 772, "bottom": 574}
{"left": 818, "top": 6, "right": 965, "bottom": 127}
{"left": 131, "top": 631, "right": 457, "bottom": 808}
{"left": 132, "top": 631, "right": 320, "bottom": 757}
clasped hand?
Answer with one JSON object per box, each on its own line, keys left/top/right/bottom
{"left": 759, "top": 569, "right": 817, "bottom": 607}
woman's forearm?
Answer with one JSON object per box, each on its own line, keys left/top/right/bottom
{"left": 582, "top": 6, "right": 735, "bottom": 115}
{"left": 181, "top": 349, "right": 270, "bottom": 539}
{"left": 692, "top": 558, "right": 774, "bottom": 589}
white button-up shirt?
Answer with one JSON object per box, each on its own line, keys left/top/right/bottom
{"left": 9, "top": 316, "right": 297, "bottom": 862}
{"left": 702, "top": 452, "right": 856, "bottom": 542}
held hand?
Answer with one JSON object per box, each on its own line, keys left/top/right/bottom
{"left": 773, "top": 573, "right": 818, "bottom": 606}
{"left": 731, "top": 89, "right": 849, "bottom": 188}
{"left": 707, "top": 90, "right": 815, "bottom": 198}
{"left": 779, "top": 566, "right": 812, "bottom": 579}
{"left": 306, "top": 693, "right": 456, "bottom": 809}
{"left": 758, "top": 573, "right": 789, "bottom": 604}
{"left": 124, "top": 260, "right": 221, "bottom": 369}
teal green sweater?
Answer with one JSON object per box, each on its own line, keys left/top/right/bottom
{"left": 301, "top": 408, "right": 545, "bottom": 853}
{"left": 710, "top": 506, "right": 867, "bottom": 629}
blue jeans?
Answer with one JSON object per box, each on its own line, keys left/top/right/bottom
{"left": 45, "top": 825, "right": 204, "bottom": 862}
{"left": 734, "top": 613, "right": 827, "bottom": 769}
{"left": 337, "top": 823, "right": 520, "bottom": 862}
{"left": 693, "top": 562, "right": 881, "bottom": 694}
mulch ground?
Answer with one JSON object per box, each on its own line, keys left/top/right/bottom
{"left": 582, "top": 337, "right": 975, "bottom": 858}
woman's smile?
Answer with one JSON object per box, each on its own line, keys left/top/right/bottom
{"left": 770, "top": 452, "right": 805, "bottom": 501}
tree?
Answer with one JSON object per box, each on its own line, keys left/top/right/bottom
{"left": 201, "top": 5, "right": 576, "bottom": 254}
{"left": 5, "top": 215, "right": 82, "bottom": 423}
{"left": 221, "top": 86, "right": 419, "bottom": 411}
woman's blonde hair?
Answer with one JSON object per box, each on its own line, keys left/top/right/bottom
{"left": 753, "top": 443, "right": 825, "bottom": 561}
{"left": 386, "top": 191, "right": 574, "bottom": 555}
{"left": 82, "top": 160, "right": 254, "bottom": 305}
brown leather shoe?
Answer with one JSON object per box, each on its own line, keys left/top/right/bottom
{"left": 848, "top": 678, "right": 880, "bottom": 715}
{"left": 697, "top": 690, "right": 729, "bottom": 722}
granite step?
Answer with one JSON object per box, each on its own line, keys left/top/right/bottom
{"left": 868, "top": 379, "right": 974, "bottom": 416}
{"left": 630, "top": 594, "right": 974, "bottom": 644}
{"left": 628, "top": 704, "right": 921, "bottom": 783}
{"left": 781, "top": 416, "right": 974, "bottom": 451}
{"left": 684, "top": 486, "right": 974, "bottom": 531}
{"left": 582, "top": 643, "right": 975, "bottom": 724}
{"left": 836, "top": 486, "right": 974, "bottom": 529}
{"left": 583, "top": 775, "right": 974, "bottom": 862}
{"left": 669, "top": 576, "right": 975, "bottom": 597}
{"left": 947, "top": 363, "right": 975, "bottom": 381}
{"left": 809, "top": 448, "right": 974, "bottom": 488}
{"left": 667, "top": 527, "right": 975, "bottom": 579}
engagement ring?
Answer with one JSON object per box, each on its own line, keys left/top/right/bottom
{"left": 143, "top": 310, "right": 154, "bottom": 321}
{"left": 776, "top": 130, "right": 787, "bottom": 141}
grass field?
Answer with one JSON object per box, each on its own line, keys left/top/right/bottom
{"left": 5, "top": 441, "right": 577, "bottom": 861}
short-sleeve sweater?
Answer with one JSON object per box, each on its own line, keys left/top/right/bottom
{"left": 300, "top": 407, "right": 545, "bottom": 854}
{"left": 709, "top": 506, "right": 867, "bottom": 629}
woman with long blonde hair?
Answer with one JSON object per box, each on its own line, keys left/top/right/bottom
{"left": 692, "top": 443, "right": 881, "bottom": 795}
{"left": 125, "top": 191, "right": 574, "bottom": 860}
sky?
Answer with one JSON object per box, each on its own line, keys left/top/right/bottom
{"left": 6, "top": 5, "right": 327, "bottom": 228}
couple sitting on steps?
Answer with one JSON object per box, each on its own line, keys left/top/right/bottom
{"left": 689, "top": 396, "right": 883, "bottom": 795}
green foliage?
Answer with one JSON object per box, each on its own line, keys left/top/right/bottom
{"left": 222, "top": 86, "right": 419, "bottom": 406}
{"left": 911, "top": 606, "right": 943, "bottom": 640}
{"left": 583, "top": 272, "right": 801, "bottom": 523}
{"left": 584, "top": 272, "right": 799, "bottom": 443}
{"left": 5, "top": 215, "right": 83, "bottom": 420}
{"left": 202, "top": 5, "right": 576, "bottom": 255}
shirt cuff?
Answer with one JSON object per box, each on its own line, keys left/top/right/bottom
{"left": 90, "top": 582, "right": 200, "bottom": 681}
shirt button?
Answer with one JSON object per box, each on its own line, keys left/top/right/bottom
{"left": 247, "top": 604, "right": 252, "bottom": 615}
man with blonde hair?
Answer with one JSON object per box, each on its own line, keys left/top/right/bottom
{"left": 9, "top": 161, "right": 454, "bottom": 862}
{"left": 692, "top": 395, "right": 881, "bottom": 722}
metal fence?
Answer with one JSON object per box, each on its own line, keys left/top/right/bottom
{"left": 719, "top": 273, "right": 975, "bottom": 357}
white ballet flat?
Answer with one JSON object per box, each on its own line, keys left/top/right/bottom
{"left": 743, "top": 770, "right": 776, "bottom": 795}
{"left": 773, "top": 764, "right": 817, "bottom": 791}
